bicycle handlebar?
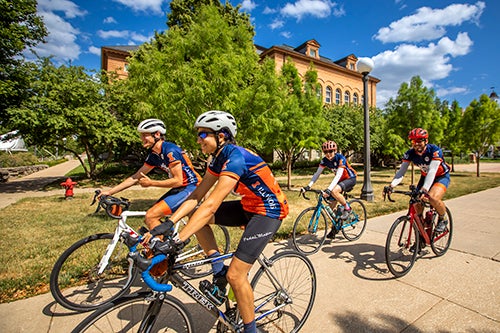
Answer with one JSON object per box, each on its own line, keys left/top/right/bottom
{"left": 383, "top": 185, "right": 430, "bottom": 206}
{"left": 91, "top": 190, "right": 130, "bottom": 219}
{"left": 299, "top": 188, "right": 325, "bottom": 201}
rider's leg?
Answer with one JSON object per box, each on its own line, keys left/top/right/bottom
{"left": 226, "top": 258, "right": 255, "bottom": 326}
{"left": 331, "top": 185, "right": 347, "bottom": 206}
{"left": 428, "top": 183, "right": 447, "bottom": 216}
{"left": 144, "top": 203, "right": 169, "bottom": 230}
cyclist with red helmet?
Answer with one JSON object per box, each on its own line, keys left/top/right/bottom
{"left": 99, "top": 118, "right": 201, "bottom": 232}
{"left": 387, "top": 128, "right": 450, "bottom": 232}
{"left": 302, "top": 140, "right": 357, "bottom": 238}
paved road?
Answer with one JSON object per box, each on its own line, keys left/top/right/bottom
{"left": 0, "top": 161, "right": 499, "bottom": 332}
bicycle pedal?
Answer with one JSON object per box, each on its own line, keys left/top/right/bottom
{"left": 200, "top": 280, "right": 226, "bottom": 306}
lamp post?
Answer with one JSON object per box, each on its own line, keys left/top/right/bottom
{"left": 357, "top": 57, "right": 375, "bottom": 202}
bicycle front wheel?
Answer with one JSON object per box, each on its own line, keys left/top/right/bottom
{"left": 50, "top": 233, "right": 135, "bottom": 312}
{"left": 341, "top": 199, "right": 367, "bottom": 241}
{"left": 72, "top": 292, "right": 193, "bottom": 333}
{"left": 178, "top": 224, "right": 230, "bottom": 279}
{"left": 292, "top": 207, "right": 328, "bottom": 255}
{"left": 431, "top": 207, "right": 453, "bottom": 256}
{"left": 385, "top": 216, "right": 419, "bottom": 277}
{"left": 251, "top": 251, "right": 316, "bottom": 333}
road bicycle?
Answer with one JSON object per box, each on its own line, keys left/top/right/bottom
{"left": 72, "top": 234, "right": 317, "bottom": 333}
{"left": 292, "top": 188, "right": 367, "bottom": 255}
{"left": 383, "top": 185, "right": 453, "bottom": 277}
{"left": 50, "top": 190, "right": 230, "bottom": 312}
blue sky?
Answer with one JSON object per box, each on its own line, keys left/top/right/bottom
{"left": 32, "top": 0, "right": 498, "bottom": 108}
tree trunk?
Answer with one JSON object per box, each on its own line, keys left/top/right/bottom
{"left": 286, "top": 151, "right": 293, "bottom": 190}
{"left": 476, "top": 151, "right": 480, "bottom": 177}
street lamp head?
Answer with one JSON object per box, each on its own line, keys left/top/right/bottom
{"left": 357, "top": 57, "right": 374, "bottom": 75}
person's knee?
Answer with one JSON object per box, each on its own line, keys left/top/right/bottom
{"left": 226, "top": 266, "right": 247, "bottom": 287}
{"left": 144, "top": 209, "right": 162, "bottom": 229}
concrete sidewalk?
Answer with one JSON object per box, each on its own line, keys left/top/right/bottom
{"left": 0, "top": 186, "right": 499, "bottom": 332}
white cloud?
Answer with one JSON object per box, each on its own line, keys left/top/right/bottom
{"left": 374, "top": 1, "right": 485, "bottom": 43}
{"left": 281, "top": 0, "right": 344, "bottom": 21}
{"left": 38, "top": 0, "right": 87, "bottom": 18}
{"left": 98, "top": 30, "right": 152, "bottom": 43}
{"left": 371, "top": 33, "right": 473, "bottom": 106}
{"left": 240, "top": 0, "right": 257, "bottom": 12}
{"left": 103, "top": 16, "right": 117, "bottom": 24}
{"left": 281, "top": 31, "right": 292, "bottom": 39}
{"left": 88, "top": 46, "right": 101, "bottom": 56}
{"left": 269, "top": 19, "right": 285, "bottom": 30}
{"left": 112, "top": 0, "right": 165, "bottom": 15}
{"left": 263, "top": 6, "right": 277, "bottom": 14}
{"left": 436, "top": 86, "right": 469, "bottom": 98}
{"left": 130, "top": 32, "right": 152, "bottom": 43}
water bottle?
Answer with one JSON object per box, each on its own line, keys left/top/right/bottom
{"left": 324, "top": 205, "right": 334, "bottom": 217}
{"left": 227, "top": 286, "right": 236, "bottom": 302}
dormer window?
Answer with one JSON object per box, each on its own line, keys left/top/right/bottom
{"left": 309, "top": 49, "right": 317, "bottom": 58}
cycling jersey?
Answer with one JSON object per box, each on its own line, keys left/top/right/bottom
{"left": 402, "top": 144, "right": 450, "bottom": 177}
{"left": 144, "top": 141, "right": 201, "bottom": 187}
{"left": 319, "top": 153, "right": 357, "bottom": 181}
{"left": 207, "top": 144, "right": 288, "bottom": 220}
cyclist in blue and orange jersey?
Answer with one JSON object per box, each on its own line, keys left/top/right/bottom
{"left": 387, "top": 128, "right": 451, "bottom": 232}
{"left": 302, "top": 140, "right": 357, "bottom": 236}
{"left": 144, "top": 110, "right": 288, "bottom": 333}
{"left": 99, "top": 118, "right": 201, "bottom": 231}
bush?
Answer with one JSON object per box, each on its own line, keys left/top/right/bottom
{"left": 0, "top": 152, "right": 39, "bottom": 168}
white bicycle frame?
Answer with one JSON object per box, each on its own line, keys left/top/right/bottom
{"left": 97, "top": 210, "right": 203, "bottom": 275}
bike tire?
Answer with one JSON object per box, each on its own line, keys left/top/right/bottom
{"left": 431, "top": 207, "right": 453, "bottom": 256}
{"left": 71, "top": 291, "right": 193, "bottom": 333}
{"left": 50, "top": 233, "right": 136, "bottom": 312}
{"left": 178, "top": 224, "right": 230, "bottom": 279}
{"left": 250, "top": 251, "right": 316, "bottom": 333}
{"left": 341, "top": 199, "right": 367, "bottom": 241}
{"left": 385, "top": 216, "right": 419, "bottom": 277}
{"left": 292, "top": 207, "right": 328, "bottom": 255}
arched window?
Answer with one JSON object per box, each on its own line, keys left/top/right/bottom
{"left": 316, "top": 84, "right": 323, "bottom": 101}
{"left": 344, "top": 91, "right": 350, "bottom": 104}
{"left": 325, "top": 86, "right": 332, "bottom": 104}
{"left": 335, "top": 89, "right": 341, "bottom": 104}
{"left": 353, "top": 93, "right": 359, "bottom": 105}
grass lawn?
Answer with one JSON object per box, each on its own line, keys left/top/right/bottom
{"left": 1, "top": 168, "right": 500, "bottom": 303}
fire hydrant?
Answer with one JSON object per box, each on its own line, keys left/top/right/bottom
{"left": 60, "top": 177, "right": 77, "bottom": 199}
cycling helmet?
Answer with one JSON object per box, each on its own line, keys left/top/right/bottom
{"left": 194, "top": 111, "right": 237, "bottom": 138}
{"left": 137, "top": 119, "right": 166, "bottom": 135}
{"left": 408, "top": 128, "right": 428, "bottom": 141}
{"left": 322, "top": 141, "right": 337, "bottom": 151}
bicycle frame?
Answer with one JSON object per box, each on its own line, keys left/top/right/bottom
{"left": 407, "top": 204, "right": 431, "bottom": 246}
{"left": 134, "top": 251, "right": 291, "bottom": 332}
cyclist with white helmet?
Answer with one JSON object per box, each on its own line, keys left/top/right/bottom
{"left": 302, "top": 140, "right": 357, "bottom": 238}
{"left": 144, "top": 110, "right": 288, "bottom": 333}
{"left": 387, "top": 128, "right": 450, "bottom": 232}
{"left": 100, "top": 118, "right": 201, "bottom": 232}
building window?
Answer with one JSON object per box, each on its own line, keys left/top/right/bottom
{"left": 309, "top": 49, "right": 317, "bottom": 58}
{"left": 335, "top": 89, "right": 341, "bottom": 104}
{"left": 325, "top": 86, "right": 332, "bottom": 104}
{"left": 350, "top": 63, "right": 355, "bottom": 70}
{"left": 124, "top": 64, "right": 129, "bottom": 72}
{"left": 361, "top": 95, "right": 365, "bottom": 105}
{"left": 316, "top": 84, "right": 323, "bottom": 101}
{"left": 344, "top": 91, "right": 350, "bottom": 104}
{"left": 353, "top": 93, "right": 359, "bottom": 105}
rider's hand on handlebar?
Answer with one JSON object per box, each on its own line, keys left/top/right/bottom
{"left": 153, "top": 234, "right": 187, "bottom": 255}
{"left": 322, "top": 189, "right": 332, "bottom": 199}
{"left": 418, "top": 188, "right": 430, "bottom": 201}
{"left": 300, "top": 186, "right": 310, "bottom": 194}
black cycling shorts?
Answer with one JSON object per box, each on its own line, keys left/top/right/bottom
{"left": 214, "top": 200, "right": 282, "bottom": 264}
{"left": 338, "top": 177, "right": 356, "bottom": 192}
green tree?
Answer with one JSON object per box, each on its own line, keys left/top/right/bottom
{"left": 127, "top": 3, "right": 257, "bottom": 154}
{"left": 461, "top": 94, "right": 500, "bottom": 176}
{"left": 0, "top": 0, "right": 47, "bottom": 126}
{"left": 7, "top": 59, "right": 137, "bottom": 179}
{"left": 440, "top": 100, "right": 463, "bottom": 171}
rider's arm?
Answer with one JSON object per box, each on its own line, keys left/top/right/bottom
{"left": 307, "top": 166, "right": 324, "bottom": 188}
{"left": 421, "top": 160, "right": 441, "bottom": 191}
{"left": 327, "top": 167, "right": 344, "bottom": 191}
{"left": 176, "top": 174, "right": 238, "bottom": 242}
{"left": 103, "top": 164, "right": 153, "bottom": 196}
{"left": 139, "top": 161, "right": 184, "bottom": 188}
{"left": 390, "top": 161, "right": 409, "bottom": 187}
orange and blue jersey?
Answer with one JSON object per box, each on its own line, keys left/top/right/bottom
{"left": 402, "top": 144, "right": 450, "bottom": 177}
{"left": 207, "top": 144, "right": 289, "bottom": 220}
{"left": 144, "top": 141, "right": 201, "bottom": 187}
{"left": 319, "top": 153, "right": 357, "bottom": 181}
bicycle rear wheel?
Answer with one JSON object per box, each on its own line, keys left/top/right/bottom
{"left": 72, "top": 292, "right": 193, "bottom": 333}
{"left": 341, "top": 199, "right": 367, "bottom": 241}
{"left": 292, "top": 207, "right": 328, "bottom": 255}
{"left": 251, "top": 251, "right": 316, "bottom": 333}
{"left": 50, "top": 233, "right": 135, "bottom": 312}
{"left": 178, "top": 224, "right": 230, "bottom": 278}
{"left": 385, "top": 216, "right": 419, "bottom": 277}
{"left": 431, "top": 207, "right": 453, "bottom": 256}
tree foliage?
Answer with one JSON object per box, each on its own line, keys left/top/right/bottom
{"left": 0, "top": 0, "right": 47, "bottom": 126}
{"left": 460, "top": 94, "right": 500, "bottom": 176}
{"left": 7, "top": 59, "right": 137, "bottom": 179}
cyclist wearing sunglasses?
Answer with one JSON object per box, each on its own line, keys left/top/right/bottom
{"left": 301, "top": 140, "right": 357, "bottom": 236}
{"left": 144, "top": 110, "right": 288, "bottom": 333}
{"left": 99, "top": 118, "right": 201, "bottom": 232}
{"left": 387, "top": 128, "right": 451, "bottom": 232}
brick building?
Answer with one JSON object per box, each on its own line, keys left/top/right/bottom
{"left": 101, "top": 39, "right": 380, "bottom": 108}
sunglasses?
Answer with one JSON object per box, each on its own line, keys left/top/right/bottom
{"left": 323, "top": 150, "right": 335, "bottom": 154}
{"left": 197, "top": 131, "right": 216, "bottom": 139}
{"left": 411, "top": 139, "right": 426, "bottom": 144}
